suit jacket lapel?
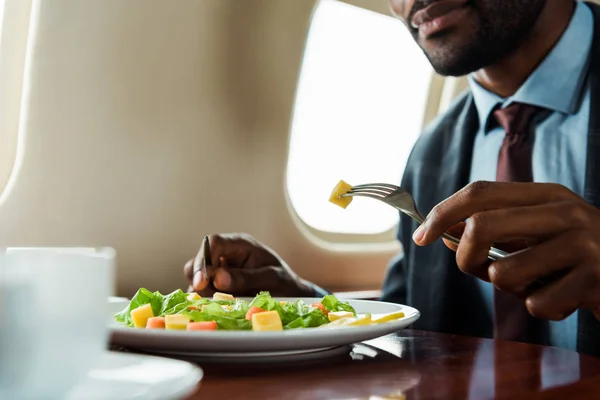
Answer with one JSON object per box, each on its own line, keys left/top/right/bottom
{"left": 411, "top": 94, "right": 493, "bottom": 336}
{"left": 584, "top": 2, "right": 600, "bottom": 207}
{"left": 439, "top": 96, "right": 479, "bottom": 198}
{"left": 440, "top": 96, "right": 495, "bottom": 337}
{"left": 578, "top": 1, "right": 600, "bottom": 358}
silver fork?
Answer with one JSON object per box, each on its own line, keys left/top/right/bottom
{"left": 342, "top": 183, "right": 508, "bottom": 260}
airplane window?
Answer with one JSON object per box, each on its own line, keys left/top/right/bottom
{"left": 286, "top": 0, "right": 433, "bottom": 235}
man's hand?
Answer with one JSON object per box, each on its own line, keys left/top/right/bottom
{"left": 412, "top": 181, "right": 600, "bottom": 321}
{"left": 183, "top": 233, "right": 315, "bottom": 297}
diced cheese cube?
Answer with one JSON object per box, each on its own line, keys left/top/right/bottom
{"left": 328, "top": 311, "right": 354, "bottom": 322}
{"left": 221, "top": 305, "right": 232, "bottom": 311}
{"left": 371, "top": 311, "right": 405, "bottom": 324}
{"left": 329, "top": 180, "right": 353, "bottom": 209}
{"left": 187, "top": 293, "right": 201, "bottom": 301}
{"left": 130, "top": 304, "right": 154, "bottom": 328}
{"left": 213, "top": 292, "right": 235, "bottom": 301}
{"left": 165, "top": 314, "right": 189, "bottom": 330}
{"left": 252, "top": 310, "right": 283, "bottom": 331}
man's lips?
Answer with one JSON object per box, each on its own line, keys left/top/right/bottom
{"left": 411, "top": 0, "right": 470, "bottom": 28}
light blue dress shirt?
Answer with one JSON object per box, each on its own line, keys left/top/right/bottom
{"left": 467, "top": 0, "right": 593, "bottom": 351}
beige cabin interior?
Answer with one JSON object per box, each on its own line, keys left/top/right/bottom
{"left": 2, "top": 0, "right": 591, "bottom": 297}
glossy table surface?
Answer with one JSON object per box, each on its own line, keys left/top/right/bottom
{"left": 179, "top": 329, "right": 600, "bottom": 400}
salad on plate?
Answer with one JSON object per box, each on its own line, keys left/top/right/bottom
{"left": 114, "top": 289, "right": 405, "bottom": 332}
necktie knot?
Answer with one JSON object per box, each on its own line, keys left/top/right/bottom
{"left": 493, "top": 102, "right": 541, "bottom": 137}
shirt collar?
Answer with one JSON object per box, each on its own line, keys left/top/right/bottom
{"left": 468, "top": 0, "right": 594, "bottom": 132}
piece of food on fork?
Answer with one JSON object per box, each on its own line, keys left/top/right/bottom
{"left": 329, "top": 180, "right": 354, "bottom": 208}
{"left": 329, "top": 180, "right": 511, "bottom": 262}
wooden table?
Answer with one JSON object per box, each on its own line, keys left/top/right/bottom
{"left": 182, "top": 330, "right": 600, "bottom": 400}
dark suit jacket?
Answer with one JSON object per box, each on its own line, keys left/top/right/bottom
{"left": 380, "top": 2, "right": 600, "bottom": 357}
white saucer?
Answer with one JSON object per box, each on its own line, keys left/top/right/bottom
{"left": 65, "top": 351, "right": 203, "bottom": 400}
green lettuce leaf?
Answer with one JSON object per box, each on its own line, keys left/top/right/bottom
{"left": 114, "top": 288, "right": 156, "bottom": 326}
{"left": 114, "top": 288, "right": 194, "bottom": 326}
{"left": 250, "top": 292, "right": 306, "bottom": 326}
{"left": 321, "top": 295, "right": 356, "bottom": 315}
{"left": 158, "top": 289, "right": 188, "bottom": 315}
{"left": 284, "top": 308, "right": 329, "bottom": 329}
{"left": 249, "top": 291, "right": 281, "bottom": 311}
{"left": 162, "top": 302, "right": 190, "bottom": 316}
{"left": 184, "top": 302, "right": 252, "bottom": 330}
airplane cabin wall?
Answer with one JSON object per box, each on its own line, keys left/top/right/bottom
{"left": 0, "top": 0, "right": 400, "bottom": 297}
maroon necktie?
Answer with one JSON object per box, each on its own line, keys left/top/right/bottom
{"left": 493, "top": 102, "right": 547, "bottom": 343}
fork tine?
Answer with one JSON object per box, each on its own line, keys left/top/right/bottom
{"left": 341, "top": 191, "right": 386, "bottom": 199}
{"left": 352, "top": 183, "right": 400, "bottom": 191}
{"left": 347, "top": 187, "right": 393, "bottom": 196}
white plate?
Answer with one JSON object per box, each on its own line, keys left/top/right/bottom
{"left": 108, "top": 297, "right": 420, "bottom": 354}
{"left": 66, "top": 351, "right": 203, "bottom": 400}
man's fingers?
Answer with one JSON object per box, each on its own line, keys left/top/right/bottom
{"left": 186, "top": 233, "right": 287, "bottom": 294}
{"left": 416, "top": 181, "right": 582, "bottom": 245}
{"left": 207, "top": 233, "right": 266, "bottom": 268}
{"left": 191, "top": 235, "right": 229, "bottom": 289}
{"left": 188, "top": 284, "right": 216, "bottom": 298}
{"left": 190, "top": 235, "right": 240, "bottom": 280}
{"left": 200, "top": 233, "right": 279, "bottom": 270}
{"left": 525, "top": 268, "right": 587, "bottom": 321}
{"left": 439, "top": 223, "right": 528, "bottom": 256}
{"left": 192, "top": 241, "right": 206, "bottom": 287}
{"left": 437, "top": 222, "right": 520, "bottom": 282}
{"left": 214, "top": 268, "right": 233, "bottom": 291}
{"left": 451, "top": 202, "right": 582, "bottom": 275}
{"left": 193, "top": 265, "right": 216, "bottom": 292}
{"left": 489, "top": 230, "right": 588, "bottom": 296}
{"left": 213, "top": 266, "right": 284, "bottom": 295}
{"left": 435, "top": 201, "right": 576, "bottom": 281}
{"left": 184, "top": 258, "right": 194, "bottom": 281}
{"left": 441, "top": 222, "right": 465, "bottom": 252}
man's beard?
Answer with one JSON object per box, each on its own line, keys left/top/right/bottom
{"left": 407, "top": 0, "right": 546, "bottom": 76}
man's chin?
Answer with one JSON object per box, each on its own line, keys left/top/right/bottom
{"left": 421, "top": 46, "right": 485, "bottom": 77}
{"left": 429, "top": 61, "right": 478, "bottom": 77}
{"left": 414, "top": 28, "right": 485, "bottom": 76}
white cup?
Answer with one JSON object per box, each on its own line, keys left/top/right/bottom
{"left": 0, "top": 247, "right": 115, "bottom": 400}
